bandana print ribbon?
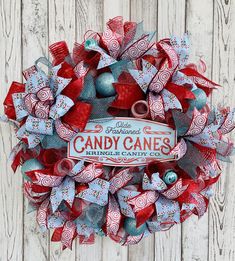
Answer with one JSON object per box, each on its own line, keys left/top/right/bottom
{"left": 5, "top": 62, "right": 92, "bottom": 147}
{"left": 87, "top": 17, "right": 154, "bottom": 69}
{"left": 24, "top": 159, "right": 109, "bottom": 248}
{"left": 128, "top": 36, "right": 192, "bottom": 120}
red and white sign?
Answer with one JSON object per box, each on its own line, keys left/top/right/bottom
{"left": 68, "top": 117, "right": 177, "bottom": 166}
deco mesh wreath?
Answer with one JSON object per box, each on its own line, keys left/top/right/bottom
{"left": 1, "top": 16, "right": 235, "bottom": 249}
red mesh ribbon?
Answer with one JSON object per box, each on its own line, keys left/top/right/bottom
{"left": 180, "top": 67, "right": 219, "bottom": 95}
{"left": 39, "top": 148, "right": 66, "bottom": 167}
{"left": 11, "top": 149, "right": 22, "bottom": 172}
{"left": 62, "top": 101, "right": 92, "bottom": 131}
{"left": 107, "top": 16, "right": 124, "bottom": 39}
{"left": 49, "top": 41, "right": 70, "bottom": 65}
{"left": 111, "top": 72, "right": 145, "bottom": 109}
{"left": 51, "top": 227, "right": 63, "bottom": 242}
{"left": 112, "top": 83, "right": 145, "bottom": 110}
{"left": 62, "top": 78, "right": 84, "bottom": 102}
{"left": 72, "top": 42, "right": 87, "bottom": 64}
{"left": 166, "top": 82, "right": 195, "bottom": 111}
{"left": 136, "top": 204, "right": 155, "bottom": 227}
{"left": 79, "top": 234, "right": 95, "bottom": 244}
{"left": 177, "top": 175, "right": 220, "bottom": 206}
{"left": 58, "top": 62, "right": 76, "bottom": 79}
{"left": 4, "top": 81, "right": 25, "bottom": 120}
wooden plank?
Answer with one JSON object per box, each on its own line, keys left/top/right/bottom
{"left": 130, "top": 0, "right": 157, "bottom": 32}
{"left": 76, "top": 0, "right": 104, "bottom": 42}
{"left": 102, "top": 1, "right": 130, "bottom": 260}
{"left": 48, "top": 0, "right": 76, "bottom": 49}
{"left": 102, "top": 238, "right": 128, "bottom": 261}
{"left": 103, "top": 0, "right": 130, "bottom": 21}
{"left": 182, "top": 1, "right": 214, "bottom": 261}
{"left": 154, "top": 226, "right": 181, "bottom": 261}
{"left": 48, "top": 0, "right": 76, "bottom": 259}
{"left": 0, "top": 1, "right": 23, "bottom": 260}
{"left": 158, "top": 0, "right": 186, "bottom": 38}
{"left": 128, "top": 235, "right": 155, "bottom": 261}
{"left": 22, "top": 0, "right": 49, "bottom": 260}
{"left": 75, "top": 1, "right": 103, "bottom": 259}
{"left": 76, "top": 237, "right": 103, "bottom": 261}
{"left": 49, "top": 242, "right": 76, "bottom": 261}
{"left": 128, "top": 1, "right": 157, "bottom": 260}
{"left": 156, "top": 1, "right": 186, "bottom": 260}
{"left": 209, "top": 0, "right": 235, "bottom": 260}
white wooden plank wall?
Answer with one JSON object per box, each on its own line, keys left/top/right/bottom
{"left": 0, "top": 0, "right": 234, "bottom": 260}
{"left": 182, "top": 1, "right": 213, "bottom": 261}
{"left": 0, "top": 1, "right": 23, "bottom": 261}
{"left": 210, "top": 1, "right": 235, "bottom": 261}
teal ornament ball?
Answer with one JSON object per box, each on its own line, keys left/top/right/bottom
{"left": 163, "top": 170, "right": 178, "bottom": 185}
{"left": 41, "top": 133, "right": 67, "bottom": 149}
{"left": 84, "top": 38, "right": 98, "bottom": 51}
{"left": 95, "top": 72, "right": 116, "bottom": 97}
{"left": 189, "top": 88, "right": 207, "bottom": 110}
{"left": 21, "top": 159, "right": 44, "bottom": 180}
{"left": 124, "top": 218, "right": 147, "bottom": 236}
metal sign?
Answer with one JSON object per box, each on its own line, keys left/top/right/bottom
{"left": 68, "top": 117, "right": 177, "bottom": 166}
